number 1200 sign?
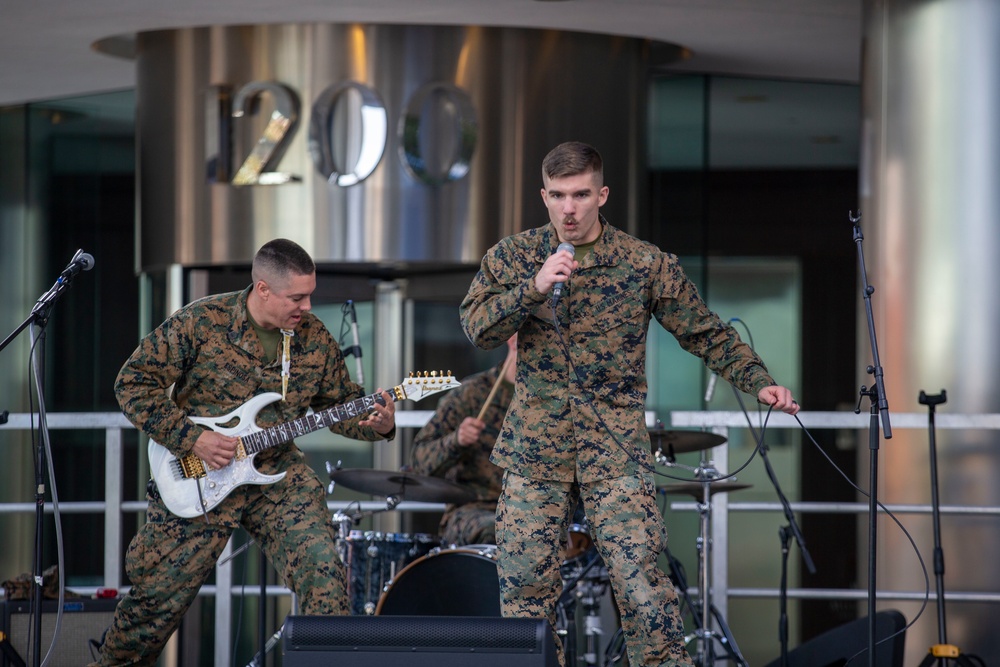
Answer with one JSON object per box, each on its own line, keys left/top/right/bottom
{"left": 211, "top": 79, "right": 478, "bottom": 188}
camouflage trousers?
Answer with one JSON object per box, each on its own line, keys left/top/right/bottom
{"left": 496, "top": 471, "right": 693, "bottom": 667}
{"left": 440, "top": 500, "right": 498, "bottom": 546}
{"left": 91, "top": 463, "right": 347, "bottom": 666}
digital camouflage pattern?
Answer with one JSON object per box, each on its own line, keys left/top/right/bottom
{"left": 410, "top": 364, "right": 511, "bottom": 545}
{"left": 92, "top": 287, "right": 388, "bottom": 666}
{"left": 461, "top": 221, "right": 774, "bottom": 483}
{"left": 461, "top": 220, "right": 778, "bottom": 667}
{"left": 498, "top": 472, "right": 691, "bottom": 667}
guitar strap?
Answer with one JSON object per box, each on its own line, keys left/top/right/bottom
{"left": 280, "top": 329, "right": 294, "bottom": 400}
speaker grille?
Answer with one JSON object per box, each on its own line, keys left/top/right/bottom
{"left": 2, "top": 599, "right": 117, "bottom": 667}
{"left": 285, "top": 615, "right": 544, "bottom": 652}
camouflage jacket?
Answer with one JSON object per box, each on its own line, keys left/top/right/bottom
{"left": 410, "top": 364, "right": 510, "bottom": 502}
{"left": 460, "top": 221, "right": 775, "bottom": 482}
{"left": 116, "top": 287, "right": 388, "bottom": 521}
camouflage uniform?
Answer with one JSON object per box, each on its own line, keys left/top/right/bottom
{"left": 93, "top": 286, "right": 390, "bottom": 667}
{"left": 410, "top": 364, "right": 510, "bottom": 545}
{"left": 460, "top": 221, "right": 776, "bottom": 667}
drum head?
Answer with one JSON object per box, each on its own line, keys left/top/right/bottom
{"left": 376, "top": 548, "right": 501, "bottom": 616}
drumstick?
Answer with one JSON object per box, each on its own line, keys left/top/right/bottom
{"left": 476, "top": 356, "right": 512, "bottom": 421}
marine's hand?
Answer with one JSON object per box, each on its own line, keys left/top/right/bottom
{"left": 456, "top": 417, "right": 487, "bottom": 447}
{"left": 360, "top": 389, "right": 396, "bottom": 435}
{"left": 193, "top": 430, "right": 239, "bottom": 470}
{"left": 534, "top": 246, "right": 577, "bottom": 295}
{"left": 758, "top": 385, "right": 800, "bottom": 415}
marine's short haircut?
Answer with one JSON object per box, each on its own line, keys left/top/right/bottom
{"left": 252, "top": 238, "right": 315, "bottom": 285}
{"left": 542, "top": 141, "right": 604, "bottom": 183}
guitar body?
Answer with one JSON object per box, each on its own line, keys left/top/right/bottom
{"left": 149, "top": 392, "right": 287, "bottom": 519}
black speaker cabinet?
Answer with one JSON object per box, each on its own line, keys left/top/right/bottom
{"left": 1, "top": 598, "right": 117, "bottom": 667}
{"left": 283, "top": 615, "right": 559, "bottom": 667}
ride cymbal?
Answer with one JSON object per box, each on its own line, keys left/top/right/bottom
{"left": 648, "top": 428, "right": 727, "bottom": 455}
{"left": 656, "top": 482, "right": 751, "bottom": 500}
{"left": 329, "top": 468, "right": 475, "bottom": 504}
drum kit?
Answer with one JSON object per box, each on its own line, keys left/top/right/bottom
{"left": 327, "top": 465, "right": 500, "bottom": 618}
{"left": 321, "top": 425, "right": 751, "bottom": 667}
{"left": 325, "top": 464, "right": 610, "bottom": 664}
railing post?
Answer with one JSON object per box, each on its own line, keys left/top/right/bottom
{"left": 104, "top": 427, "right": 123, "bottom": 588}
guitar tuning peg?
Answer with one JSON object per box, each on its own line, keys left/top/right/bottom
{"left": 408, "top": 371, "right": 414, "bottom": 378}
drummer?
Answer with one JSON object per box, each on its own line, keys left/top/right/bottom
{"left": 410, "top": 336, "right": 517, "bottom": 546}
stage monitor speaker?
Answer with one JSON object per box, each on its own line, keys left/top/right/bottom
{"left": 1, "top": 598, "right": 117, "bottom": 667}
{"left": 283, "top": 614, "right": 559, "bottom": 667}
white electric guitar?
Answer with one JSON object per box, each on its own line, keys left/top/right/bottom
{"left": 149, "top": 371, "right": 459, "bottom": 518}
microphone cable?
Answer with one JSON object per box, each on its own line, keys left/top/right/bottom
{"left": 548, "top": 299, "right": 762, "bottom": 485}
{"left": 549, "top": 299, "right": 928, "bottom": 665}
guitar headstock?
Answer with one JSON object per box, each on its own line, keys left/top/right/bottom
{"left": 394, "top": 371, "right": 461, "bottom": 402}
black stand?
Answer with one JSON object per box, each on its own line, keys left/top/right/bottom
{"left": 849, "top": 212, "right": 892, "bottom": 667}
{"left": 778, "top": 527, "right": 791, "bottom": 667}
{"left": 258, "top": 548, "right": 267, "bottom": 667}
{"left": 0, "top": 250, "right": 93, "bottom": 667}
{"left": 915, "top": 390, "right": 980, "bottom": 667}
{"left": 757, "top": 438, "right": 816, "bottom": 667}
{"left": 0, "top": 631, "right": 27, "bottom": 667}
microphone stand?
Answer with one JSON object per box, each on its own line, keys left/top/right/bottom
{"left": 1, "top": 251, "right": 95, "bottom": 667}
{"left": 0, "top": 261, "right": 88, "bottom": 667}
{"left": 850, "top": 211, "right": 892, "bottom": 667}
{"left": 758, "top": 438, "right": 816, "bottom": 667}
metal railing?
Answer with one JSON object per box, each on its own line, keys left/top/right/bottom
{"left": 0, "top": 409, "right": 440, "bottom": 666}
{"left": 668, "top": 410, "right": 1000, "bottom": 621}
{"left": 3, "top": 409, "right": 999, "bottom": 663}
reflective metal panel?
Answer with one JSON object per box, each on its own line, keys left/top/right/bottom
{"left": 136, "top": 24, "right": 664, "bottom": 270}
{"left": 860, "top": 0, "right": 1000, "bottom": 659}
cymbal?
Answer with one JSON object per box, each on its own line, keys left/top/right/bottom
{"left": 657, "top": 482, "right": 751, "bottom": 500}
{"left": 648, "top": 428, "right": 727, "bottom": 455}
{"left": 329, "top": 468, "right": 475, "bottom": 504}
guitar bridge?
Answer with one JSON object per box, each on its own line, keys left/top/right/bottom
{"left": 177, "top": 454, "right": 207, "bottom": 479}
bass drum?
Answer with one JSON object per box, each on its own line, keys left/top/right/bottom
{"left": 342, "top": 530, "right": 439, "bottom": 615}
{"left": 376, "top": 545, "right": 501, "bottom": 616}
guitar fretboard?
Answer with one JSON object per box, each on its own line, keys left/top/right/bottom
{"left": 241, "top": 391, "right": 390, "bottom": 454}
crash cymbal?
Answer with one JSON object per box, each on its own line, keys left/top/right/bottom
{"left": 329, "top": 468, "right": 475, "bottom": 504}
{"left": 656, "top": 482, "right": 751, "bottom": 500}
{"left": 648, "top": 428, "right": 727, "bottom": 455}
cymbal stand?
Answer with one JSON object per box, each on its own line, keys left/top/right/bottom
{"left": 690, "top": 462, "right": 748, "bottom": 667}
{"left": 653, "top": 452, "right": 745, "bottom": 666}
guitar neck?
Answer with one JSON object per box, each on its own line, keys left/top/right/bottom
{"left": 242, "top": 388, "right": 396, "bottom": 454}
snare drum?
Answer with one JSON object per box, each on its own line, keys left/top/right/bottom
{"left": 342, "top": 530, "right": 439, "bottom": 615}
{"left": 376, "top": 545, "right": 501, "bottom": 616}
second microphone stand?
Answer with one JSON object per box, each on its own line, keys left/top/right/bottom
{"left": 851, "top": 212, "right": 892, "bottom": 667}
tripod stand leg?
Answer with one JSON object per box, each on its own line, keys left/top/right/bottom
{"left": 710, "top": 605, "right": 748, "bottom": 667}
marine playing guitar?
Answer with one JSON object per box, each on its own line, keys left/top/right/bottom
{"left": 149, "top": 371, "right": 459, "bottom": 518}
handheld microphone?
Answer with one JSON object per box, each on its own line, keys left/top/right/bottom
{"left": 551, "top": 242, "right": 575, "bottom": 303}
{"left": 60, "top": 249, "right": 95, "bottom": 280}
{"left": 704, "top": 372, "right": 719, "bottom": 403}
{"left": 345, "top": 301, "right": 364, "bottom": 387}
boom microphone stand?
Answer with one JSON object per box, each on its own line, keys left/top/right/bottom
{"left": 756, "top": 437, "right": 816, "bottom": 667}
{"left": 850, "top": 212, "right": 891, "bottom": 667}
{"left": 0, "top": 249, "right": 95, "bottom": 667}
